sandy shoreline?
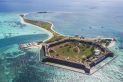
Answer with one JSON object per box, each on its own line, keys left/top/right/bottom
{"left": 20, "top": 14, "right": 53, "bottom": 42}
{"left": 20, "top": 13, "right": 115, "bottom": 48}
{"left": 44, "top": 20, "right": 65, "bottom": 36}
{"left": 108, "top": 41, "right": 115, "bottom": 48}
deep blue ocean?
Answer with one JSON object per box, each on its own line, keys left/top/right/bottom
{"left": 0, "top": 0, "right": 123, "bottom": 82}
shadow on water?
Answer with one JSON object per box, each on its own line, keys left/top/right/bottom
{"left": 0, "top": 34, "right": 48, "bottom": 48}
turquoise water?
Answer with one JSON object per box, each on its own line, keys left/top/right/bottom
{"left": 0, "top": 13, "right": 49, "bottom": 82}
{"left": 0, "top": 13, "right": 48, "bottom": 39}
{"left": 0, "top": 12, "right": 123, "bottom": 82}
{"left": 0, "top": 0, "right": 123, "bottom": 81}
{"left": 25, "top": 12, "right": 123, "bottom": 82}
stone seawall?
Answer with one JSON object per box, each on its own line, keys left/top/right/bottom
{"left": 90, "top": 52, "right": 114, "bottom": 67}
{"left": 40, "top": 38, "right": 114, "bottom": 74}
{"left": 42, "top": 57, "right": 90, "bottom": 73}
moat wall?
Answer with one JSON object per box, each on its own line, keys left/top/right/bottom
{"left": 89, "top": 52, "right": 114, "bottom": 67}
{"left": 40, "top": 38, "right": 114, "bottom": 74}
{"left": 42, "top": 57, "right": 90, "bottom": 73}
{"left": 47, "top": 38, "right": 107, "bottom": 52}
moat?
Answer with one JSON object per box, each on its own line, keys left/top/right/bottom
{"left": 20, "top": 13, "right": 115, "bottom": 74}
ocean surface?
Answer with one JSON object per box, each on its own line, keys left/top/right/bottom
{"left": 0, "top": 0, "right": 123, "bottom": 82}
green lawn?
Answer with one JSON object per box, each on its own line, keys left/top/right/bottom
{"left": 23, "top": 17, "right": 106, "bottom": 63}
{"left": 23, "top": 18, "right": 65, "bottom": 43}
{"left": 48, "top": 42, "right": 95, "bottom": 62}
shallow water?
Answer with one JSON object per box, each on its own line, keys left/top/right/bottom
{"left": 0, "top": 0, "right": 123, "bottom": 82}
{"left": 0, "top": 13, "right": 48, "bottom": 39}
{"left": 25, "top": 12, "right": 123, "bottom": 82}
{"left": 0, "top": 13, "right": 49, "bottom": 82}
{"left": 0, "top": 12, "right": 123, "bottom": 82}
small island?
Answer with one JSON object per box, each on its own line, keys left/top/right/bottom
{"left": 20, "top": 13, "right": 115, "bottom": 74}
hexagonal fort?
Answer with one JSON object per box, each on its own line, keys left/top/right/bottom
{"left": 22, "top": 14, "right": 115, "bottom": 74}
{"left": 41, "top": 37, "right": 113, "bottom": 74}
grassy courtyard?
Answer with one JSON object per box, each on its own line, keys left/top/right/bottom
{"left": 48, "top": 42, "right": 96, "bottom": 62}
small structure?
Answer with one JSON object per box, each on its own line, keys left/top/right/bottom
{"left": 94, "top": 49, "right": 100, "bottom": 55}
{"left": 19, "top": 42, "right": 41, "bottom": 49}
{"left": 22, "top": 13, "right": 115, "bottom": 74}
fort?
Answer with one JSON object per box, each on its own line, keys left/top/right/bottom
{"left": 40, "top": 37, "right": 114, "bottom": 74}
{"left": 20, "top": 14, "right": 115, "bottom": 74}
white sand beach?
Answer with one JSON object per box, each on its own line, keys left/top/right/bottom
{"left": 20, "top": 14, "right": 53, "bottom": 42}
